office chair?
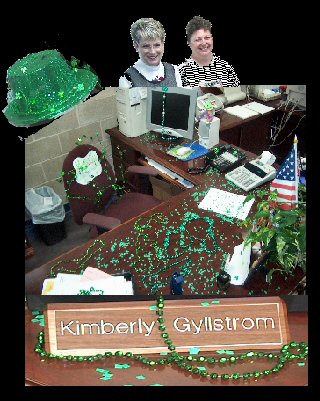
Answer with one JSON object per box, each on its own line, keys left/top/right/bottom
{"left": 62, "top": 144, "right": 161, "bottom": 238}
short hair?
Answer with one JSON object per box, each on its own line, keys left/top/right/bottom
{"left": 130, "top": 18, "right": 166, "bottom": 45}
{"left": 186, "top": 16, "right": 212, "bottom": 43}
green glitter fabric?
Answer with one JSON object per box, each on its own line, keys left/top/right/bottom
{"left": 3, "top": 49, "right": 99, "bottom": 127}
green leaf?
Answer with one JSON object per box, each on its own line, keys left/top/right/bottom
{"left": 264, "top": 229, "right": 276, "bottom": 247}
{"left": 255, "top": 210, "right": 270, "bottom": 219}
{"left": 266, "top": 268, "right": 277, "bottom": 283}
{"left": 276, "top": 236, "right": 287, "bottom": 265}
{"left": 244, "top": 194, "right": 255, "bottom": 204}
{"left": 297, "top": 225, "right": 306, "bottom": 253}
{"left": 257, "top": 201, "right": 269, "bottom": 211}
{"left": 277, "top": 211, "right": 299, "bottom": 227}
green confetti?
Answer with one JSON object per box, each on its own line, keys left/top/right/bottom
{"left": 31, "top": 314, "right": 45, "bottom": 327}
{"left": 297, "top": 362, "right": 305, "bottom": 366}
{"left": 201, "top": 302, "right": 210, "bottom": 307}
{"left": 136, "top": 375, "right": 146, "bottom": 380}
{"left": 149, "top": 384, "right": 164, "bottom": 386}
{"left": 160, "top": 352, "right": 168, "bottom": 355}
{"left": 96, "top": 368, "right": 113, "bottom": 380}
{"left": 100, "top": 375, "right": 113, "bottom": 381}
{"left": 211, "top": 300, "right": 220, "bottom": 304}
{"left": 96, "top": 368, "right": 108, "bottom": 373}
{"left": 216, "top": 350, "right": 235, "bottom": 355}
{"left": 197, "top": 367, "right": 207, "bottom": 371}
{"left": 149, "top": 305, "right": 157, "bottom": 310}
{"left": 189, "top": 347, "right": 200, "bottom": 355}
{"left": 123, "top": 384, "right": 134, "bottom": 386}
{"left": 32, "top": 311, "right": 40, "bottom": 315}
{"left": 115, "top": 363, "right": 131, "bottom": 369}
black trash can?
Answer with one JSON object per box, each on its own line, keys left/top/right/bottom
{"left": 37, "top": 221, "right": 67, "bottom": 246}
{"left": 25, "top": 186, "right": 67, "bottom": 246}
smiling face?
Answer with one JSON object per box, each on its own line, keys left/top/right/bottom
{"left": 189, "top": 29, "right": 213, "bottom": 62}
{"left": 134, "top": 38, "right": 164, "bottom": 66}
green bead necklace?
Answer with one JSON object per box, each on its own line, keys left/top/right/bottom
{"left": 33, "top": 296, "right": 308, "bottom": 381}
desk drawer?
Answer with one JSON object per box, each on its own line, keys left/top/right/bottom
{"left": 111, "top": 137, "right": 141, "bottom": 165}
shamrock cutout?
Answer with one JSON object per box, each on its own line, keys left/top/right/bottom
{"left": 96, "top": 368, "right": 113, "bottom": 381}
{"left": 31, "top": 314, "right": 45, "bottom": 327}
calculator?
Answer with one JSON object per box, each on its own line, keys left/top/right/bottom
{"left": 206, "top": 144, "right": 247, "bottom": 172}
{"left": 225, "top": 159, "right": 277, "bottom": 191}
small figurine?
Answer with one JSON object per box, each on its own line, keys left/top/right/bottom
{"left": 197, "top": 100, "right": 216, "bottom": 124}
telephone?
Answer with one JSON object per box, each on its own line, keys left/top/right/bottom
{"left": 206, "top": 144, "right": 247, "bottom": 172}
{"left": 225, "top": 158, "right": 277, "bottom": 191}
{"left": 188, "top": 144, "right": 246, "bottom": 174}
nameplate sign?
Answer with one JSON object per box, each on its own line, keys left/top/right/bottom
{"left": 44, "top": 297, "right": 289, "bottom": 356}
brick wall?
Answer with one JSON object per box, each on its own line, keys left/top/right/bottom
{"left": 25, "top": 87, "right": 118, "bottom": 214}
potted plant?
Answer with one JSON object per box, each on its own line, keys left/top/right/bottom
{"left": 241, "top": 184, "right": 306, "bottom": 284}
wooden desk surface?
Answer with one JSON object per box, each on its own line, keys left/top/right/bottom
{"left": 108, "top": 127, "right": 266, "bottom": 186}
{"left": 25, "top": 307, "right": 308, "bottom": 386}
{"left": 25, "top": 178, "right": 304, "bottom": 296}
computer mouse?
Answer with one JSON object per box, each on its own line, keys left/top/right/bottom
{"left": 177, "top": 147, "right": 192, "bottom": 156}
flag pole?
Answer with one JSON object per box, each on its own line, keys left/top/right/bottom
{"left": 294, "top": 134, "right": 299, "bottom": 205}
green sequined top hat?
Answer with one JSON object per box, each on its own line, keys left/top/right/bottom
{"left": 3, "top": 49, "right": 99, "bottom": 127}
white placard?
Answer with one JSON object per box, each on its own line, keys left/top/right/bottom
{"left": 73, "top": 150, "right": 102, "bottom": 185}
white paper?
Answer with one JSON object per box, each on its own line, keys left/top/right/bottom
{"left": 260, "top": 151, "right": 276, "bottom": 166}
{"left": 224, "top": 241, "right": 251, "bottom": 285}
{"left": 224, "top": 105, "right": 259, "bottom": 119}
{"left": 243, "top": 101, "right": 275, "bottom": 114}
{"left": 42, "top": 273, "right": 133, "bottom": 295}
{"left": 43, "top": 197, "right": 53, "bottom": 206}
{"left": 198, "top": 188, "right": 254, "bottom": 220}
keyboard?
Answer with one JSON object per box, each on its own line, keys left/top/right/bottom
{"left": 146, "top": 158, "right": 194, "bottom": 188}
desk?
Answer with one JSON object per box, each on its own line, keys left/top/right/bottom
{"left": 25, "top": 129, "right": 304, "bottom": 296}
{"left": 25, "top": 306, "right": 308, "bottom": 386}
{"left": 109, "top": 100, "right": 277, "bottom": 188}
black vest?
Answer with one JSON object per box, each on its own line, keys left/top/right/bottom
{"left": 125, "top": 62, "right": 177, "bottom": 87}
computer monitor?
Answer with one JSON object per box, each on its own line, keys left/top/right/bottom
{"left": 146, "top": 87, "right": 198, "bottom": 141}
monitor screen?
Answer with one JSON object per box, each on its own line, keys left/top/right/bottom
{"left": 146, "top": 87, "right": 198, "bottom": 141}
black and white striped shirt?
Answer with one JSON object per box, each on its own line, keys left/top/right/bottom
{"left": 178, "top": 55, "right": 240, "bottom": 88}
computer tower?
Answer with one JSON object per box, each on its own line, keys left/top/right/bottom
{"left": 116, "top": 88, "right": 147, "bottom": 137}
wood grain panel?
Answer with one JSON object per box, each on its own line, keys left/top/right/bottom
{"left": 45, "top": 297, "right": 289, "bottom": 356}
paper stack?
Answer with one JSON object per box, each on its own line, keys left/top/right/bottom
{"left": 243, "top": 102, "right": 275, "bottom": 114}
{"left": 42, "top": 267, "right": 134, "bottom": 295}
{"left": 223, "top": 105, "right": 259, "bottom": 119}
{"left": 198, "top": 188, "right": 254, "bottom": 220}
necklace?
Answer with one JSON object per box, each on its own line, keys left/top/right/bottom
{"left": 33, "top": 296, "right": 308, "bottom": 381}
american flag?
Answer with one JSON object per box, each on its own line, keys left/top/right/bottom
{"left": 270, "top": 136, "right": 298, "bottom": 210}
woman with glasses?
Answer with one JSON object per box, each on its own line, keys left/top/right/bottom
{"left": 178, "top": 16, "right": 240, "bottom": 88}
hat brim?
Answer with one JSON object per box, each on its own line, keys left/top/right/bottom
{"left": 3, "top": 69, "right": 99, "bottom": 127}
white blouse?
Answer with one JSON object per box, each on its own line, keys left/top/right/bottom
{"left": 119, "top": 59, "right": 183, "bottom": 87}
